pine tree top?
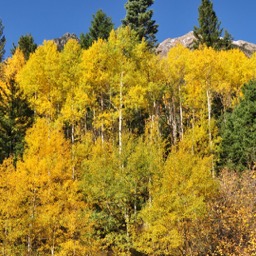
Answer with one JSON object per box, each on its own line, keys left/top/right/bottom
{"left": 193, "top": 0, "right": 232, "bottom": 50}
{"left": 122, "top": 0, "right": 158, "bottom": 48}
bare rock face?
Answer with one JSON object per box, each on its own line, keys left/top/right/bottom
{"left": 156, "top": 31, "right": 195, "bottom": 56}
{"left": 53, "top": 33, "right": 79, "bottom": 51}
{"left": 156, "top": 31, "right": 256, "bottom": 57}
{"left": 232, "top": 40, "right": 256, "bottom": 56}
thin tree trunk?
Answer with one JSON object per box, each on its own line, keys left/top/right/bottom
{"left": 206, "top": 89, "right": 215, "bottom": 177}
{"left": 191, "top": 109, "right": 195, "bottom": 155}
{"left": 51, "top": 226, "right": 56, "bottom": 256}
{"left": 101, "top": 94, "right": 104, "bottom": 144}
{"left": 71, "top": 123, "right": 76, "bottom": 180}
{"left": 148, "top": 176, "right": 152, "bottom": 207}
{"left": 124, "top": 207, "right": 130, "bottom": 253}
{"left": 171, "top": 97, "right": 178, "bottom": 144}
{"left": 179, "top": 84, "right": 184, "bottom": 140}
{"left": 134, "top": 184, "right": 137, "bottom": 217}
{"left": 28, "top": 189, "right": 36, "bottom": 255}
{"left": 166, "top": 100, "right": 177, "bottom": 145}
{"left": 119, "top": 72, "right": 124, "bottom": 156}
{"left": 206, "top": 89, "right": 212, "bottom": 146}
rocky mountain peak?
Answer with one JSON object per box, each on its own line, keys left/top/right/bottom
{"left": 53, "top": 33, "right": 79, "bottom": 51}
{"left": 156, "top": 32, "right": 256, "bottom": 57}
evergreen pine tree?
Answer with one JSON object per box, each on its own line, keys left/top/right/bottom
{"left": 11, "top": 34, "right": 37, "bottom": 60}
{"left": 0, "top": 19, "right": 6, "bottom": 62}
{"left": 220, "top": 81, "right": 256, "bottom": 171}
{"left": 0, "top": 79, "right": 34, "bottom": 163}
{"left": 80, "top": 9, "right": 114, "bottom": 49}
{"left": 122, "top": 0, "right": 158, "bottom": 48}
{"left": 0, "top": 50, "right": 34, "bottom": 164}
{"left": 193, "top": 0, "right": 232, "bottom": 50}
{"left": 220, "top": 30, "right": 233, "bottom": 50}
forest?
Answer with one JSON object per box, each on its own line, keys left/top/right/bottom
{"left": 0, "top": 0, "right": 256, "bottom": 255}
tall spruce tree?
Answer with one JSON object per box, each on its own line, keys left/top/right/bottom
{"left": 122, "top": 0, "right": 158, "bottom": 48}
{"left": 193, "top": 0, "right": 232, "bottom": 50}
{"left": 11, "top": 34, "right": 37, "bottom": 60}
{"left": 80, "top": 9, "right": 114, "bottom": 49}
{"left": 0, "top": 19, "right": 6, "bottom": 62}
{"left": 220, "top": 81, "right": 256, "bottom": 171}
{"left": 0, "top": 50, "right": 34, "bottom": 164}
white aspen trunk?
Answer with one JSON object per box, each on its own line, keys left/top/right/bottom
{"left": 101, "top": 94, "right": 104, "bottom": 144}
{"left": 51, "top": 227, "right": 56, "bottom": 256}
{"left": 134, "top": 184, "right": 137, "bottom": 216}
{"left": 191, "top": 109, "right": 195, "bottom": 155}
{"left": 51, "top": 245, "right": 55, "bottom": 256}
{"left": 27, "top": 229, "right": 32, "bottom": 255}
{"left": 148, "top": 176, "right": 152, "bottom": 207}
{"left": 179, "top": 84, "right": 184, "bottom": 140}
{"left": 149, "top": 101, "right": 156, "bottom": 142}
{"left": 84, "top": 112, "right": 87, "bottom": 133}
{"left": 93, "top": 108, "right": 96, "bottom": 137}
{"left": 71, "top": 123, "right": 75, "bottom": 145}
{"left": 3, "top": 225, "right": 7, "bottom": 255}
{"left": 51, "top": 226, "right": 56, "bottom": 256}
{"left": 34, "top": 92, "right": 37, "bottom": 117}
{"left": 206, "top": 89, "right": 212, "bottom": 146}
{"left": 71, "top": 123, "right": 75, "bottom": 180}
{"left": 73, "top": 241, "right": 76, "bottom": 256}
{"left": 119, "top": 72, "right": 124, "bottom": 156}
{"left": 124, "top": 207, "right": 130, "bottom": 252}
{"left": 206, "top": 89, "right": 215, "bottom": 177}
{"left": 166, "top": 100, "right": 177, "bottom": 144}
{"left": 70, "top": 95, "right": 76, "bottom": 179}
{"left": 28, "top": 190, "right": 36, "bottom": 255}
{"left": 172, "top": 97, "right": 178, "bottom": 144}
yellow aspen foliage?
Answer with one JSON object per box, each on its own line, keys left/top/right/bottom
{"left": 0, "top": 158, "right": 26, "bottom": 255}
{"left": 106, "top": 27, "right": 156, "bottom": 112}
{"left": 133, "top": 132, "right": 217, "bottom": 255}
{"left": 0, "top": 119, "right": 97, "bottom": 255}
{"left": 249, "top": 51, "right": 256, "bottom": 79}
{"left": 106, "top": 27, "right": 150, "bottom": 153}
{"left": 80, "top": 38, "right": 109, "bottom": 90}
{"left": 185, "top": 47, "right": 220, "bottom": 118}
{"left": 17, "top": 41, "right": 60, "bottom": 119}
{"left": 81, "top": 27, "right": 152, "bottom": 143}
{"left": 163, "top": 44, "right": 192, "bottom": 143}
{"left": 132, "top": 41, "right": 166, "bottom": 120}
{"left": 80, "top": 38, "right": 112, "bottom": 137}
{"left": 0, "top": 48, "right": 25, "bottom": 105}
{"left": 3, "top": 48, "right": 25, "bottom": 81}
{"left": 79, "top": 128, "right": 164, "bottom": 254}
{"left": 184, "top": 48, "right": 223, "bottom": 170}
{"left": 166, "top": 44, "right": 191, "bottom": 83}
{"left": 59, "top": 39, "right": 90, "bottom": 125}
{"left": 124, "top": 41, "right": 149, "bottom": 110}
{"left": 217, "top": 49, "right": 255, "bottom": 108}
{"left": 2, "top": 25, "right": 256, "bottom": 255}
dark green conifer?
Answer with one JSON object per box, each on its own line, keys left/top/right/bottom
{"left": 220, "top": 81, "right": 256, "bottom": 171}
{"left": 11, "top": 34, "right": 37, "bottom": 60}
{"left": 0, "top": 19, "right": 6, "bottom": 62}
{"left": 0, "top": 68, "right": 34, "bottom": 164}
{"left": 193, "top": 0, "right": 232, "bottom": 50}
{"left": 220, "top": 30, "right": 233, "bottom": 50}
{"left": 122, "top": 0, "right": 158, "bottom": 48}
{"left": 80, "top": 9, "right": 114, "bottom": 49}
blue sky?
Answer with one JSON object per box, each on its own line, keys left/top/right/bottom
{"left": 1, "top": 0, "right": 256, "bottom": 58}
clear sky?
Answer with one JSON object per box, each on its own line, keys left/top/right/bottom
{"left": 1, "top": 0, "right": 256, "bottom": 58}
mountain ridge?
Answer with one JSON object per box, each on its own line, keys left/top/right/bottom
{"left": 156, "top": 31, "right": 256, "bottom": 57}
